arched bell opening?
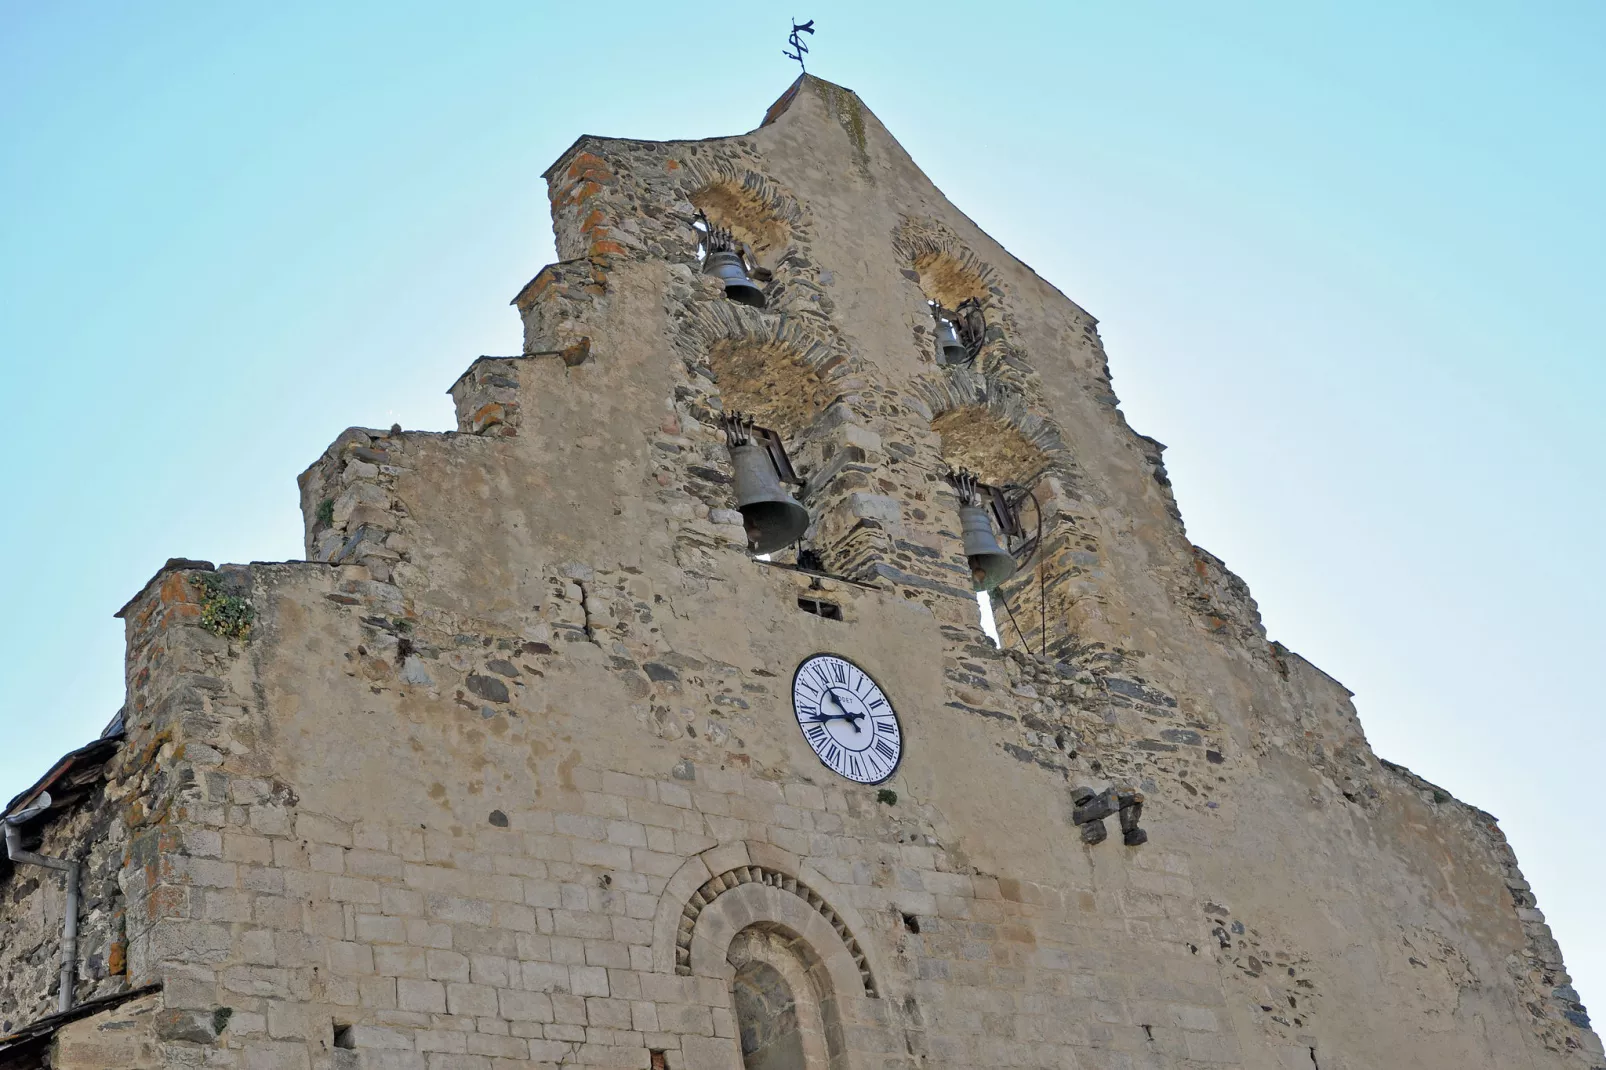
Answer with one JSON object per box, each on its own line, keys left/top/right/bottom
{"left": 931, "top": 404, "right": 1054, "bottom": 636}
{"left": 893, "top": 218, "right": 1019, "bottom": 377}
{"left": 671, "top": 290, "right": 868, "bottom": 568}
{"left": 908, "top": 250, "right": 996, "bottom": 368}
{"left": 700, "top": 339, "right": 842, "bottom": 559}
{"left": 690, "top": 181, "right": 795, "bottom": 268}
{"left": 690, "top": 181, "right": 797, "bottom": 310}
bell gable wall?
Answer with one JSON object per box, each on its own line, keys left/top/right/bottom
{"left": 1, "top": 75, "right": 1597, "bottom": 1070}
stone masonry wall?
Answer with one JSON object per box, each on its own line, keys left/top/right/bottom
{"left": 98, "top": 557, "right": 1237, "bottom": 1069}
{"left": 1, "top": 74, "right": 1597, "bottom": 1070}
{"left": 0, "top": 784, "right": 130, "bottom": 1031}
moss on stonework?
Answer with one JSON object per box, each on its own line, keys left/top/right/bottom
{"left": 194, "top": 572, "right": 254, "bottom": 641}
{"left": 842, "top": 93, "right": 867, "bottom": 157}
{"left": 316, "top": 497, "right": 335, "bottom": 526}
{"left": 813, "top": 80, "right": 870, "bottom": 176}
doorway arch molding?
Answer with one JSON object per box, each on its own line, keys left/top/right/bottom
{"left": 651, "top": 840, "right": 887, "bottom": 999}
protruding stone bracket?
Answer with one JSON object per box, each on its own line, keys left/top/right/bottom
{"left": 1072, "top": 785, "right": 1147, "bottom": 846}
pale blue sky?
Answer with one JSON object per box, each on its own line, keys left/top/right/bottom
{"left": 2, "top": 0, "right": 1601, "bottom": 1013}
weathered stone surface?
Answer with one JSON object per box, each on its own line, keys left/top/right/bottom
{"left": 1, "top": 73, "right": 1598, "bottom": 1070}
{"left": 464, "top": 674, "right": 509, "bottom": 703}
{"left": 51, "top": 992, "right": 164, "bottom": 1070}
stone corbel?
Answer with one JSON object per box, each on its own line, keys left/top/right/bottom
{"left": 1071, "top": 785, "right": 1147, "bottom": 846}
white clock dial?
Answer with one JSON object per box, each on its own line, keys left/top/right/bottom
{"left": 792, "top": 654, "right": 902, "bottom": 784}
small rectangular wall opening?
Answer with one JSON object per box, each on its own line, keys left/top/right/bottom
{"left": 332, "top": 1024, "right": 355, "bottom": 1049}
{"left": 977, "top": 591, "right": 1000, "bottom": 647}
{"left": 797, "top": 596, "right": 843, "bottom": 620}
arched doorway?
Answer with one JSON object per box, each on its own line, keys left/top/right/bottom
{"left": 729, "top": 926, "right": 837, "bottom": 1070}
{"left": 734, "top": 960, "right": 805, "bottom": 1070}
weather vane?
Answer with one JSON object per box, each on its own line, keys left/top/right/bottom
{"left": 783, "top": 19, "right": 815, "bottom": 72}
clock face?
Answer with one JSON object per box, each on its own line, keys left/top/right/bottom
{"left": 792, "top": 654, "right": 902, "bottom": 784}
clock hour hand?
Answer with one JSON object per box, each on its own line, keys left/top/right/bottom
{"left": 813, "top": 689, "right": 865, "bottom": 731}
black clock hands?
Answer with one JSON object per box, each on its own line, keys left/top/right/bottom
{"left": 793, "top": 655, "right": 901, "bottom": 785}
{"left": 826, "top": 689, "right": 867, "bottom": 731}
{"left": 804, "top": 689, "right": 866, "bottom": 732}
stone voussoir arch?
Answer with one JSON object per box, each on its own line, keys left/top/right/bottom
{"left": 891, "top": 214, "right": 1006, "bottom": 307}
{"left": 893, "top": 214, "right": 1054, "bottom": 402}
{"left": 677, "top": 159, "right": 810, "bottom": 235}
{"left": 672, "top": 301, "right": 853, "bottom": 386}
{"left": 668, "top": 300, "right": 870, "bottom": 439}
{"left": 911, "top": 372, "right": 1071, "bottom": 473}
{"left": 651, "top": 841, "right": 883, "bottom": 1000}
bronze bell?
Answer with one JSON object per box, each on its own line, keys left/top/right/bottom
{"left": 704, "top": 250, "right": 766, "bottom": 308}
{"left": 933, "top": 310, "right": 969, "bottom": 365}
{"left": 730, "top": 442, "right": 809, "bottom": 554}
{"left": 959, "top": 502, "right": 1017, "bottom": 591}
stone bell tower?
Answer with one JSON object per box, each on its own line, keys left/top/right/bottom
{"left": 1, "top": 75, "right": 1598, "bottom": 1070}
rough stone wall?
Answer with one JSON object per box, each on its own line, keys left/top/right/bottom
{"left": 88, "top": 546, "right": 1600, "bottom": 1069}
{"left": 1, "top": 74, "right": 1598, "bottom": 1070}
{"left": 0, "top": 785, "right": 130, "bottom": 1031}
{"left": 50, "top": 992, "right": 164, "bottom": 1070}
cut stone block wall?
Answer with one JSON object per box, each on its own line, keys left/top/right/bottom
{"left": 1, "top": 74, "right": 1597, "bottom": 1070}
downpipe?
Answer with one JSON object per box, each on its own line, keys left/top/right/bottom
{"left": 4, "top": 804, "right": 79, "bottom": 1014}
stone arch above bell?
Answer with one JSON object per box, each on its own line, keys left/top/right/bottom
{"left": 687, "top": 174, "right": 803, "bottom": 275}
{"left": 672, "top": 305, "right": 862, "bottom": 440}
{"left": 917, "top": 377, "right": 1068, "bottom": 489}
{"left": 893, "top": 218, "right": 1000, "bottom": 312}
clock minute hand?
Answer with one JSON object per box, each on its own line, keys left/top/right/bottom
{"left": 803, "top": 693, "right": 859, "bottom": 726}
{"left": 822, "top": 689, "right": 865, "bottom": 731}
{"left": 804, "top": 698, "right": 851, "bottom": 723}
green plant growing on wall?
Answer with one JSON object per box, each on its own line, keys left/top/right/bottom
{"left": 316, "top": 498, "right": 335, "bottom": 527}
{"left": 194, "top": 572, "right": 254, "bottom": 641}
{"left": 876, "top": 788, "right": 897, "bottom": 806}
